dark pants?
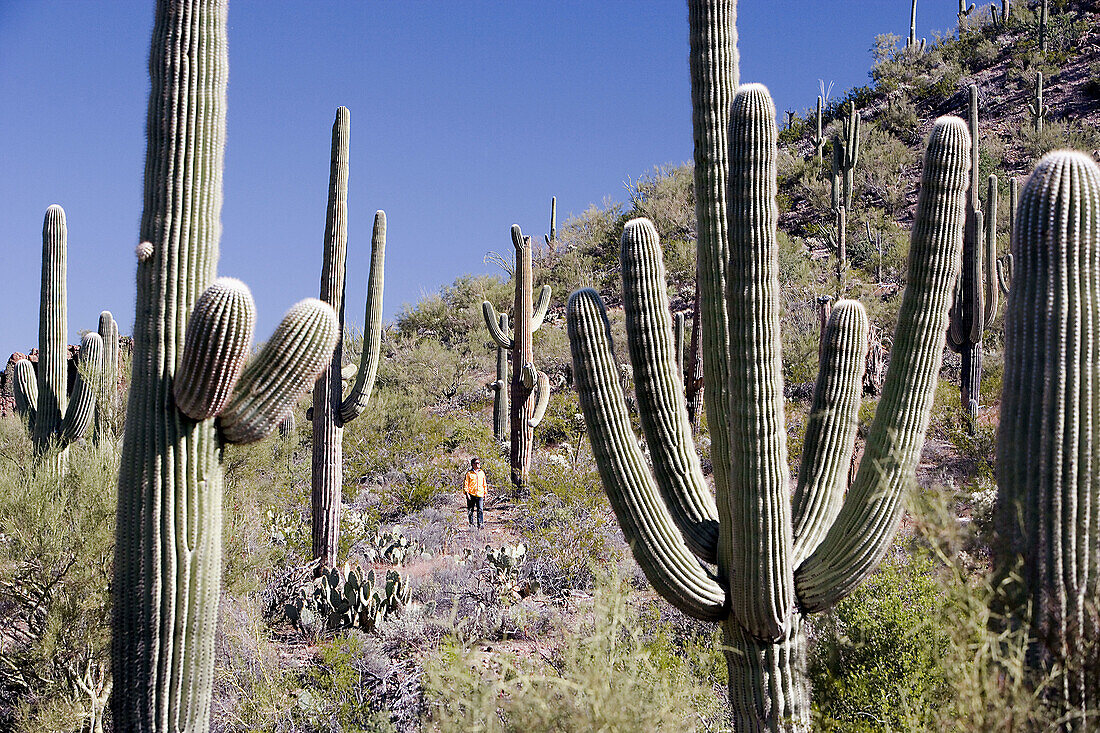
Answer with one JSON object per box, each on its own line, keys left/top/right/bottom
{"left": 466, "top": 493, "right": 484, "bottom": 529}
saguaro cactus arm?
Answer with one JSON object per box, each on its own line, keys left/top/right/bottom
{"left": 620, "top": 218, "right": 720, "bottom": 563}
{"left": 60, "top": 332, "right": 103, "bottom": 444}
{"left": 530, "top": 284, "right": 552, "bottom": 333}
{"left": 567, "top": 287, "right": 727, "bottom": 621}
{"left": 13, "top": 359, "right": 37, "bottom": 430}
{"left": 339, "top": 210, "right": 386, "bottom": 424}
{"left": 482, "top": 301, "right": 515, "bottom": 349}
{"left": 723, "top": 85, "right": 795, "bottom": 642}
{"left": 796, "top": 116, "right": 970, "bottom": 611}
{"left": 174, "top": 278, "right": 256, "bottom": 420}
{"left": 220, "top": 298, "right": 338, "bottom": 444}
{"left": 790, "top": 301, "right": 869, "bottom": 565}
{"left": 527, "top": 368, "right": 551, "bottom": 429}
{"left": 983, "top": 173, "right": 1000, "bottom": 324}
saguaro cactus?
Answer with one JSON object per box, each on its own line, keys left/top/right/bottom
{"left": 94, "top": 310, "right": 119, "bottom": 440}
{"left": 830, "top": 103, "right": 860, "bottom": 285}
{"left": 907, "top": 0, "right": 926, "bottom": 52}
{"left": 112, "top": 2, "right": 339, "bottom": 729}
{"left": 1029, "top": 72, "right": 1051, "bottom": 134}
{"left": 567, "top": 81, "right": 969, "bottom": 729}
{"left": 947, "top": 85, "right": 1003, "bottom": 429}
{"left": 489, "top": 313, "right": 510, "bottom": 443}
{"left": 995, "top": 151, "right": 1100, "bottom": 728}
{"left": 810, "top": 95, "right": 825, "bottom": 165}
{"left": 311, "top": 106, "right": 387, "bottom": 570}
{"left": 1038, "top": 0, "right": 1048, "bottom": 52}
{"left": 12, "top": 205, "right": 103, "bottom": 470}
{"left": 544, "top": 196, "right": 557, "bottom": 247}
{"left": 483, "top": 226, "right": 552, "bottom": 489}
{"left": 990, "top": 0, "right": 1011, "bottom": 29}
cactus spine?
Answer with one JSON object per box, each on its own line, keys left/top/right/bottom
{"left": 15, "top": 205, "right": 103, "bottom": 470}
{"left": 311, "top": 107, "right": 387, "bottom": 570}
{"left": 94, "top": 310, "right": 119, "bottom": 440}
{"left": 112, "top": 2, "right": 339, "bottom": 728}
{"left": 1029, "top": 72, "right": 1051, "bottom": 134}
{"left": 482, "top": 227, "right": 552, "bottom": 489}
{"left": 947, "top": 85, "right": 1000, "bottom": 429}
{"left": 995, "top": 151, "right": 1100, "bottom": 727}
{"left": 568, "top": 72, "right": 969, "bottom": 728}
{"left": 490, "top": 314, "right": 510, "bottom": 443}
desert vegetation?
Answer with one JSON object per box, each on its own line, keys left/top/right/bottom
{"left": 2, "top": 0, "right": 1100, "bottom": 731}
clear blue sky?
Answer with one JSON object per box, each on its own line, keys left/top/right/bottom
{"left": 0, "top": 1, "right": 963, "bottom": 353}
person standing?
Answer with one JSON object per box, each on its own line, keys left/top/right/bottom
{"left": 464, "top": 457, "right": 487, "bottom": 530}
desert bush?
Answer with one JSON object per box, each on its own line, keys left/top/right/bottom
{"left": 422, "top": 577, "right": 729, "bottom": 732}
{"left": 810, "top": 553, "right": 953, "bottom": 731}
{"left": 1021, "top": 119, "right": 1100, "bottom": 162}
{"left": 0, "top": 427, "right": 116, "bottom": 733}
{"left": 856, "top": 123, "right": 916, "bottom": 215}
{"left": 513, "top": 481, "right": 622, "bottom": 597}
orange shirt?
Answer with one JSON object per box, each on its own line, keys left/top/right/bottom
{"left": 464, "top": 469, "right": 487, "bottom": 498}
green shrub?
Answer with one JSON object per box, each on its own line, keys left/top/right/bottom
{"left": 810, "top": 555, "right": 952, "bottom": 731}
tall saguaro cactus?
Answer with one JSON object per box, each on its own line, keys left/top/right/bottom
{"left": 830, "top": 103, "right": 860, "bottom": 287}
{"left": 482, "top": 226, "right": 552, "bottom": 489}
{"left": 995, "top": 151, "right": 1100, "bottom": 729}
{"left": 568, "top": 81, "right": 969, "bottom": 729}
{"left": 311, "top": 106, "right": 387, "bottom": 570}
{"left": 12, "top": 205, "right": 102, "bottom": 470}
{"left": 112, "top": 2, "right": 340, "bottom": 729}
{"left": 947, "top": 85, "right": 1004, "bottom": 429}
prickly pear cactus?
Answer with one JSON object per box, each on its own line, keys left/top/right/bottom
{"left": 112, "top": 2, "right": 339, "bottom": 729}
{"left": 286, "top": 563, "right": 409, "bottom": 633}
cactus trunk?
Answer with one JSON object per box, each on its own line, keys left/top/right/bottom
{"left": 995, "top": 151, "right": 1100, "bottom": 727}
{"left": 112, "top": 3, "right": 339, "bottom": 728}
{"left": 112, "top": 2, "right": 228, "bottom": 727}
{"left": 510, "top": 231, "right": 536, "bottom": 489}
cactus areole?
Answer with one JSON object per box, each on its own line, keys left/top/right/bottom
{"left": 482, "top": 225, "right": 552, "bottom": 489}
{"left": 113, "top": 1, "right": 339, "bottom": 729}
{"left": 565, "top": 5, "right": 969, "bottom": 728}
